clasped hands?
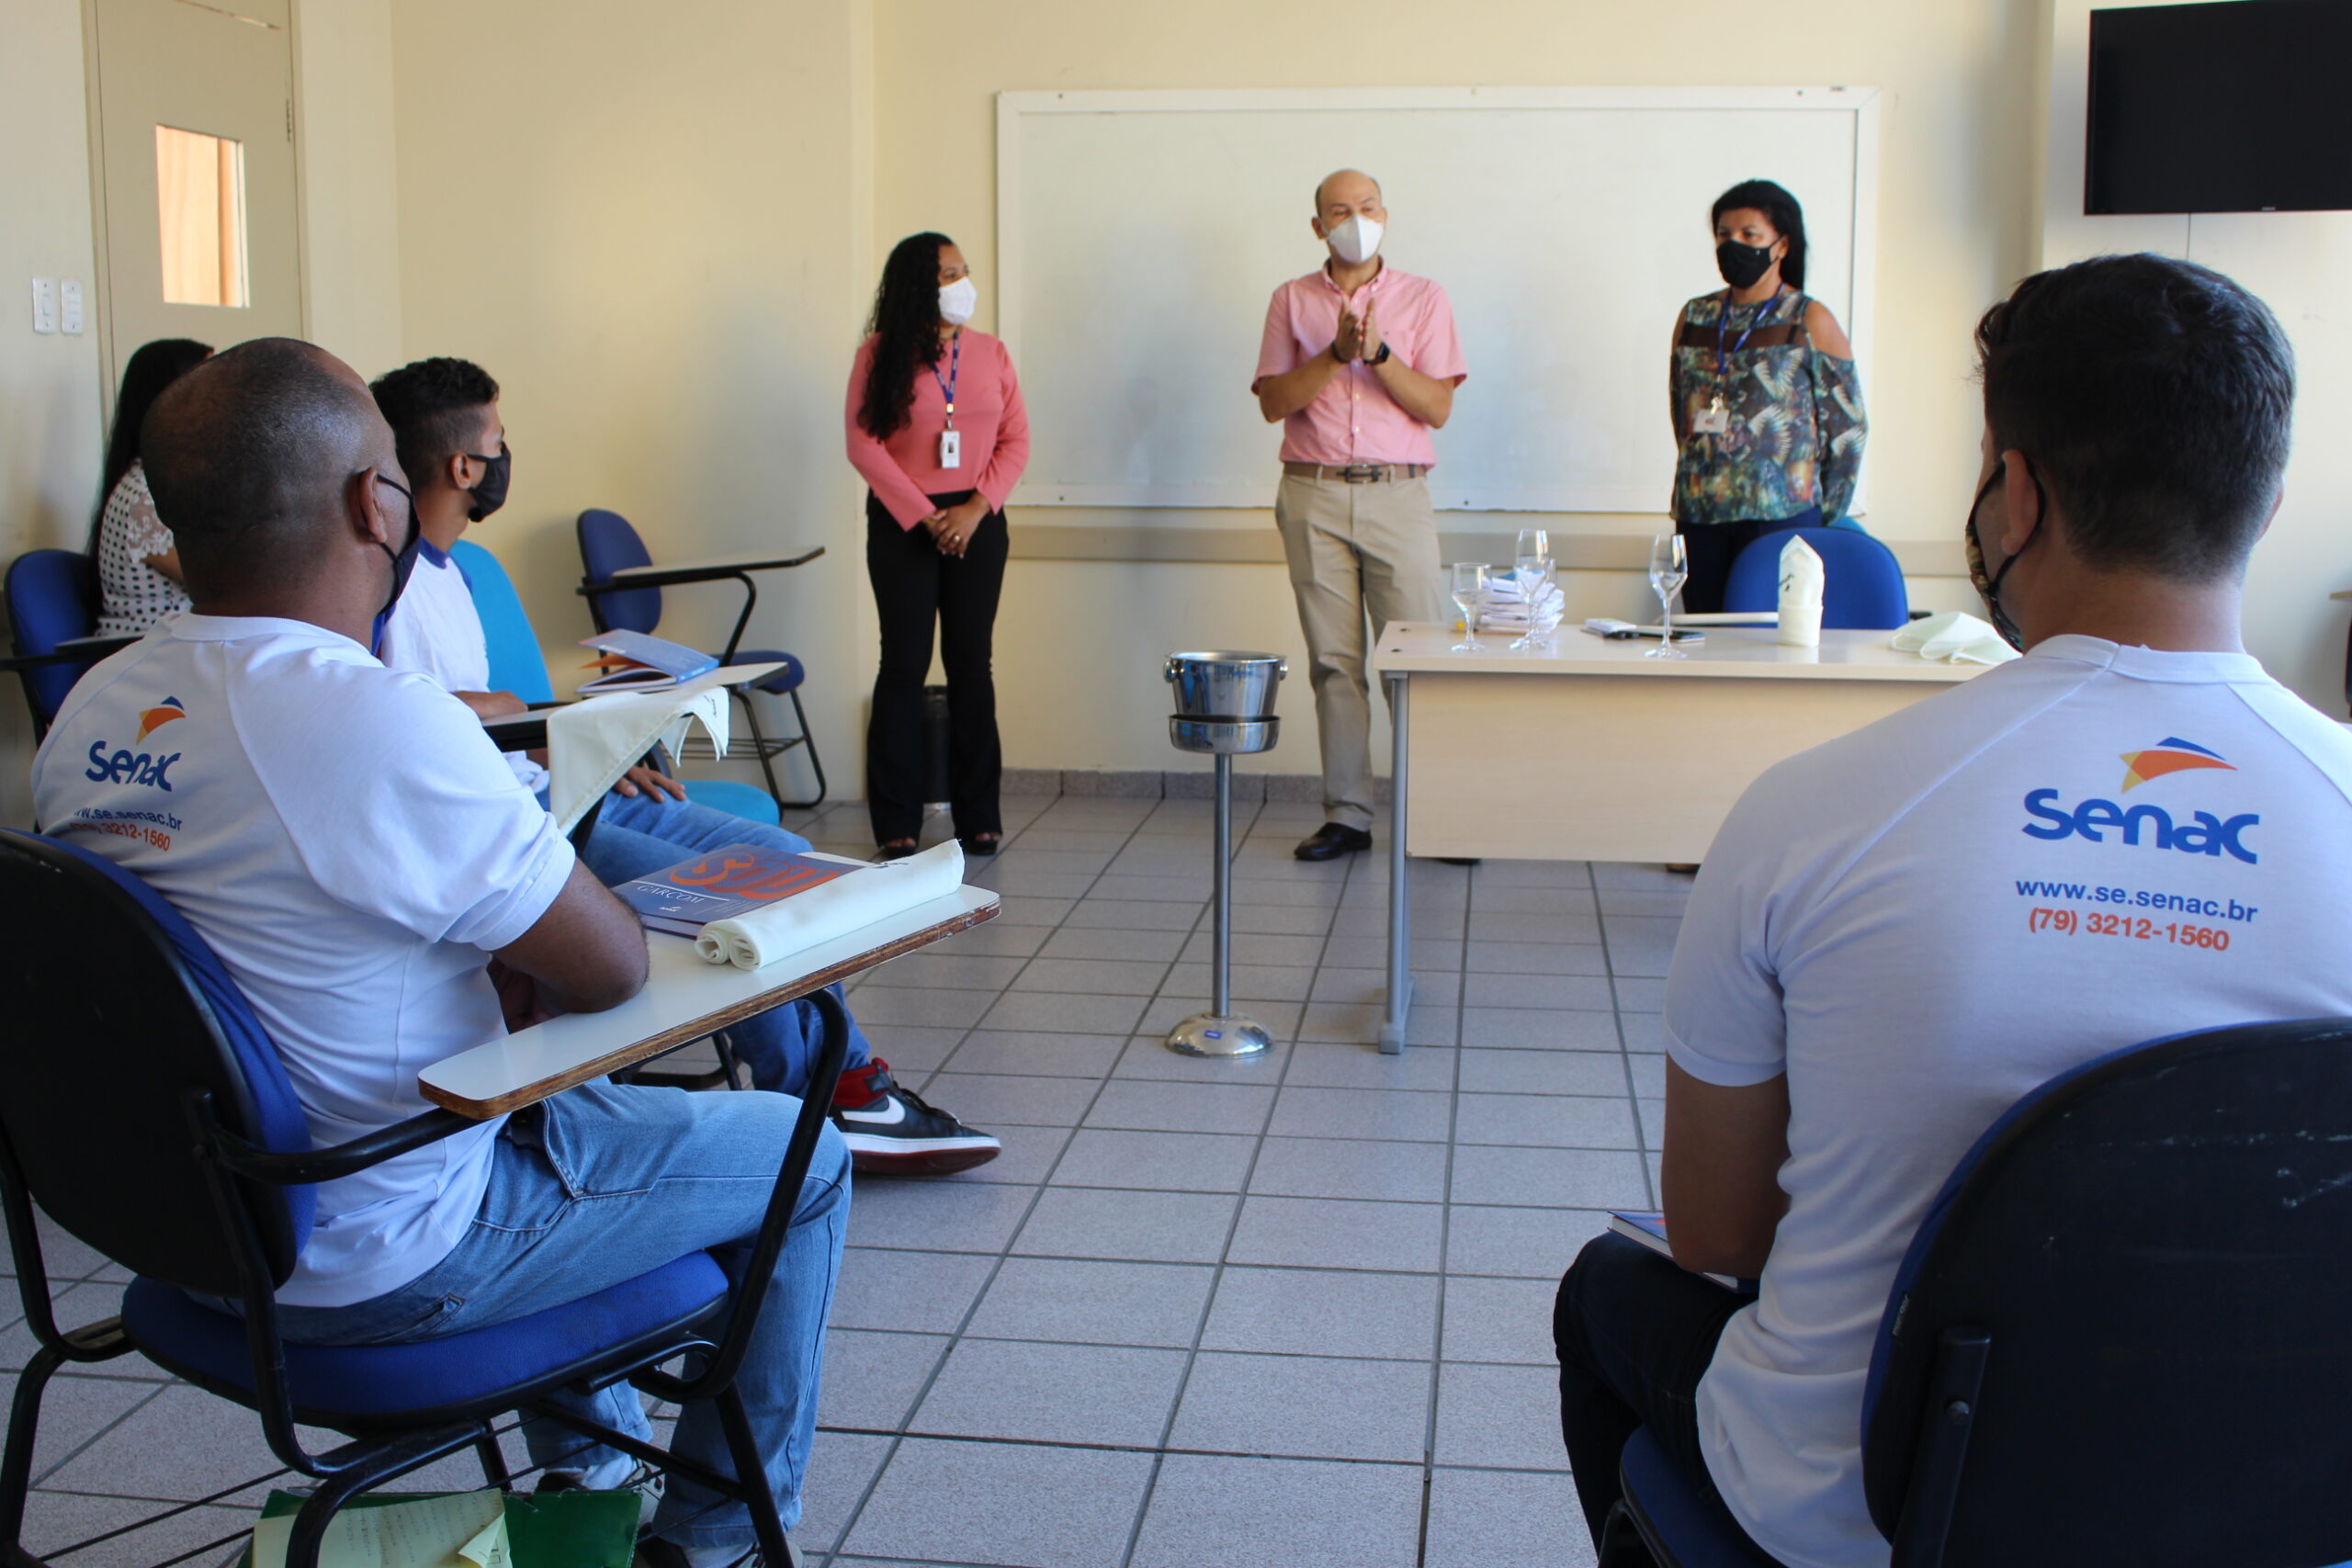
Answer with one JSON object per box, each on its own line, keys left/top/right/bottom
{"left": 923, "top": 494, "right": 992, "bottom": 558}
{"left": 1331, "top": 294, "right": 1385, "bottom": 366}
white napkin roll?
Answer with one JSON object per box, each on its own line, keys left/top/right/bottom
{"left": 1889, "top": 609, "right": 2019, "bottom": 666}
{"left": 695, "top": 840, "right": 966, "bottom": 970}
{"left": 1778, "top": 536, "right": 1825, "bottom": 610}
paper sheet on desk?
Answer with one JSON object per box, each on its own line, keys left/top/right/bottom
{"left": 1890, "top": 610, "right": 2018, "bottom": 666}
{"left": 544, "top": 675, "right": 739, "bottom": 832}
{"left": 250, "top": 1489, "right": 508, "bottom": 1568}
{"left": 695, "top": 840, "right": 965, "bottom": 970}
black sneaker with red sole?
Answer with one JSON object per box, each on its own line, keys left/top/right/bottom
{"left": 830, "top": 1058, "right": 1001, "bottom": 1175}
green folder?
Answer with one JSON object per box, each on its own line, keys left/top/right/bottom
{"left": 236, "top": 1488, "right": 639, "bottom": 1568}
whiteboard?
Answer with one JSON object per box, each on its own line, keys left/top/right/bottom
{"left": 996, "top": 87, "right": 1878, "bottom": 513}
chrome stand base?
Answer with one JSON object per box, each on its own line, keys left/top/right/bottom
{"left": 1165, "top": 1012, "right": 1273, "bottom": 1059}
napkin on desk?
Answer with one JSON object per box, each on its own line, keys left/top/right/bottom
{"left": 1481, "top": 577, "right": 1566, "bottom": 630}
{"left": 695, "top": 840, "right": 966, "bottom": 970}
{"left": 545, "top": 678, "right": 734, "bottom": 833}
{"left": 1890, "top": 610, "right": 2019, "bottom": 665}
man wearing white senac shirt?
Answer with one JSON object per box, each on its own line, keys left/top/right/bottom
{"left": 1552, "top": 254, "right": 2352, "bottom": 1568}
{"left": 1252, "top": 168, "right": 1466, "bottom": 861}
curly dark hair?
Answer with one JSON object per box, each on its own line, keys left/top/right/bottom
{"left": 1711, "top": 178, "right": 1809, "bottom": 290}
{"left": 857, "top": 232, "right": 956, "bottom": 439}
{"left": 91, "top": 338, "right": 210, "bottom": 551}
{"left": 368, "top": 355, "right": 501, "bottom": 491}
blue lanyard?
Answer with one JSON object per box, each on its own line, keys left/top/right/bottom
{"left": 930, "top": 333, "right": 961, "bottom": 426}
{"left": 1714, "top": 286, "right": 1783, "bottom": 380}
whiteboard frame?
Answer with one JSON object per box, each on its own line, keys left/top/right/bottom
{"left": 996, "top": 85, "right": 1881, "bottom": 513}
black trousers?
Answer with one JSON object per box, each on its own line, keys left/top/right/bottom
{"left": 865, "top": 490, "right": 1007, "bottom": 844}
{"left": 1554, "top": 1232, "right": 1767, "bottom": 1552}
{"left": 1674, "top": 504, "right": 1822, "bottom": 615}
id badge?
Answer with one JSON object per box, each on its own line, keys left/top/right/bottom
{"left": 938, "top": 429, "right": 962, "bottom": 469}
{"left": 1692, "top": 400, "right": 1731, "bottom": 436}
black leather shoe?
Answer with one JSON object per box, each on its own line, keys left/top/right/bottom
{"left": 1295, "top": 823, "right": 1374, "bottom": 861}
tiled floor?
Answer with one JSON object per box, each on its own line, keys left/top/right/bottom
{"left": 4, "top": 792, "right": 1690, "bottom": 1568}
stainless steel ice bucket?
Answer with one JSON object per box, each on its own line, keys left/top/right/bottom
{"left": 1163, "top": 651, "right": 1287, "bottom": 721}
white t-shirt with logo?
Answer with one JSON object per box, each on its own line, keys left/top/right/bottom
{"left": 31, "top": 615, "right": 574, "bottom": 1308}
{"left": 1666, "top": 636, "right": 2352, "bottom": 1568}
{"left": 375, "top": 545, "right": 549, "bottom": 795}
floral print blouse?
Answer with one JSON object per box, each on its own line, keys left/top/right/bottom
{"left": 1669, "top": 288, "right": 1867, "bottom": 527}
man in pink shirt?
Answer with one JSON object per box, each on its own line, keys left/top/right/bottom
{"left": 1253, "top": 169, "right": 1468, "bottom": 860}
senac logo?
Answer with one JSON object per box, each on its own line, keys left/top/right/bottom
{"left": 2022, "top": 738, "right": 2256, "bottom": 864}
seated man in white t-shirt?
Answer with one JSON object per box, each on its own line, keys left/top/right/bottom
{"left": 364, "top": 355, "right": 998, "bottom": 1177}
{"left": 1553, "top": 253, "right": 2352, "bottom": 1567}
{"left": 33, "top": 339, "right": 847, "bottom": 1568}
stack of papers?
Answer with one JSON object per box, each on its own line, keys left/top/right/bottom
{"left": 1482, "top": 577, "right": 1566, "bottom": 631}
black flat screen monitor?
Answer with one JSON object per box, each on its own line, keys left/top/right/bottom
{"left": 2086, "top": 0, "right": 2352, "bottom": 214}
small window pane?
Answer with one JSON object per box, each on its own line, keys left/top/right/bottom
{"left": 155, "top": 125, "right": 248, "bottom": 308}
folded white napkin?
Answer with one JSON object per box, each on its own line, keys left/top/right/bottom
{"left": 1481, "top": 578, "right": 1566, "bottom": 629}
{"left": 1889, "top": 610, "right": 2018, "bottom": 665}
{"left": 545, "top": 668, "right": 759, "bottom": 832}
{"left": 694, "top": 840, "right": 966, "bottom": 970}
{"left": 1779, "top": 536, "right": 1825, "bottom": 610}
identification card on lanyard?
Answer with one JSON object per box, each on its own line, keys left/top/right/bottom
{"left": 933, "top": 334, "right": 962, "bottom": 469}
{"left": 1694, "top": 288, "right": 1780, "bottom": 438}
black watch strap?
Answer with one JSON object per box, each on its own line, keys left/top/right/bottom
{"left": 1371, "top": 342, "right": 1393, "bottom": 366}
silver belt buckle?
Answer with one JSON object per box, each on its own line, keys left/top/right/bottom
{"left": 1338, "top": 464, "right": 1385, "bottom": 484}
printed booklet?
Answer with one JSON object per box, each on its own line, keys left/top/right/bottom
{"left": 577, "top": 629, "right": 719, "bottom": 694}
{"left": 613, "top": 843, "right": 853, "bottom": 935}
{"left": 1608, "top": 1212, "right": 1753, "bottom": 1292}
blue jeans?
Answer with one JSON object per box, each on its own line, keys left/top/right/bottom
{"left": 277, "top": 1082, "right": 851, "bottom": 1550}
{"left": 582, "top": 791, "right": 875, "bottom": 1095}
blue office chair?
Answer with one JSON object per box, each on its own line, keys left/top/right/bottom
{"left": 575, "top": 510, "right": 826, "bottom": 811}
{"left": 449, "top": 540, "right": 780, "bottom": 829}
{"left": 0, "top": 828, "right": 849, "bottom": 1568}
{"left": 1, "top": 550, "right": 133, "bottom": 740}
{"left": 1721, "top": 526, "right": 1909, "bottom": 629}
{"left": 1610, "top": 1016, "right": 2352, "bottom": 1568}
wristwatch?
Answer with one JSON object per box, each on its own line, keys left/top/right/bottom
{"left": 1370, "top": 342, "right": 1393, "bottom": 367}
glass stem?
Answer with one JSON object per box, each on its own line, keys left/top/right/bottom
{"left": 1660, "top": 592, "right": 1674, "bottom": 647}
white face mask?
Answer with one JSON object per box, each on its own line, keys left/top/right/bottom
{"left": 938, "top": 276, "right": 978, "bottom": 326}
{"left": 1322, "top": 214, "right": 1384, "bottom": 265}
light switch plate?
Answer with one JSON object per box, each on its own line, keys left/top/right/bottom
{"left": 59, "top": 279, "right": 83, "bottom": 335}
{"left": 29, "top": 277, "right": 56, "bottom": 334}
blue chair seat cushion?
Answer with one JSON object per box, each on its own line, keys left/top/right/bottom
{"left": 724, "top": 650, "right": 805, "bottom": 694}
{"left": 122, "top": 1252, "right": 729, "bottom": 1425}
{"left": 682, "top": 779, "right": 782, "bottom": 827}
{"left": 1620, "top": 1426, "right": 1786, "bottom": 1568}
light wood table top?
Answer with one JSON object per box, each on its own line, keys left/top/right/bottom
{"left": 419, "top": 886, "right": 999, "bottom": 1119}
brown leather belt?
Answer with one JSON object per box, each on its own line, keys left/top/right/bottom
{"left": 1282, "top": 461, "right": 1430, "bottom": 483}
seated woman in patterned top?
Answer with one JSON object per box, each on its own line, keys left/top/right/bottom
{"left": 1667, "top": 179, "right": 1868, "bottom": 615}
{"left": 89, "top": 337, "right": 211, "bottom": 636}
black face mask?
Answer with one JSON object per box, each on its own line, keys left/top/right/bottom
{"left": 1715, "top": 239, "right": 1778, "bottom": 290}
{"left": 370, "top": 473, "right": 422, "bottom": 656}
{"left": 1962, "top": 459, "right": 2043, "bottom": 652}
{"left": 464, "top": 442, "right": 512, "bottom": 523}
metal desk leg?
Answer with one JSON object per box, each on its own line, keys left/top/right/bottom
{"left": 1378, "top": 671, "right": 1413, "bottom": 1055}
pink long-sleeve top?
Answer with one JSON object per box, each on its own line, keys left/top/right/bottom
{"left": 844, "top": 329, "right": 1030, "bottom": 529}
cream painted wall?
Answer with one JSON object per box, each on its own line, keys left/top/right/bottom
{"left": 2042, "top": 0, "right": 2351, "bottom": 718}
{"left": 0, "top": 0, "right": 108, "bottom": 826}
{"left": 387, "top": 0, "right": 876, "bottom": 803}
{"left": 294, "top": 0, "right": 404, "bottom": 377}
{"left": 874, "top": 0, "right": 2044, "bottom": 776}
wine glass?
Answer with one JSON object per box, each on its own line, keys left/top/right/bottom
{"left": 1510, "top": 555, "right": 1555, "bottom": 649}
{"left": 1645, "top": 534, "right": 1689, "bottom": 660}
{"left": 1449, "top": 562, "right": 1490, "bottom": 652}
{"left": 1513, "top": 527, "right": 1551, "bottom": 565}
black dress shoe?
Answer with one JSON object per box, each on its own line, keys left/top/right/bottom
{"left": 1295, "top": 823, "right": 1374, "bottom": 861}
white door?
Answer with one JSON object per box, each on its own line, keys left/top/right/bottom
{"left": 88, "top": 0, "right": 303, "bottom": 396}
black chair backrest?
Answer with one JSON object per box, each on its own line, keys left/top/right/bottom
{"left": 1864, "top": 1018, "right": 2352, "bottom": 1566}
{"left": 0, "top": 830, "right": 311, "bottom": 1295}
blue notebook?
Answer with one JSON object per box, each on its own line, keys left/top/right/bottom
{"left": 577, "top": 628, "right": 719, "bottom": 693}
{"left": 613, "top": 843, "right": 852, "bottom": 936}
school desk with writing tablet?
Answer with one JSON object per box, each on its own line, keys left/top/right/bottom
{"left": 418, "top": 884, "right": 999, "bottom": 1118}
{"left": 1364, "top": 625, "right": 1987, "bottom": 1052}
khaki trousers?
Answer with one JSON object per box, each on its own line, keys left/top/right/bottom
{"left": 1272, "top": 472, "right": 1448, "bottom": 831}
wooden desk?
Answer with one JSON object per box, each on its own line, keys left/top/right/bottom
{"left": 420, "top": 886, "right": 998, "bottom": 1117}
{"left": 1366, "top": 625, "right": 1988, "bottom": 1051}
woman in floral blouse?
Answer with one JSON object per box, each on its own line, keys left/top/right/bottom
{"left": 89, "top": 338, "right": 212, "bottom": 636}
{"left": 1668, "top": 179, "right": 1867, "bottom": 613}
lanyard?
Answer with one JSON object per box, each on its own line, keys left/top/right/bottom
{"left": 1714, "top": 285, "right": 1783, "bottom": 380}
{"left": 930, "top": 333, "right": 961, "bottom": 428}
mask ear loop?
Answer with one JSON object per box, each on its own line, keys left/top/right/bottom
{"left": 1970, "top": 457, "right": 2045, "bottom": 651}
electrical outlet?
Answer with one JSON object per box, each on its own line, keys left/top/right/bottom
{"left": 59, "top": 280, "right": 83, "bottom": 335}
{"left": 29, "top": 277, "right": 56, "bottom": 334}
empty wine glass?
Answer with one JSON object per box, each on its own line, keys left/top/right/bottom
{"left": 1645, "top": 534, "right": 1689, "bottom": 660}
{"left": 1510, "top": 555, "right": 1555, "bottom": 649}
{"left": 1450, "top": 561, "right": 1490, "bottom": 652}
{"left": 1513, "top": 527, "right": 1551, "bottom": 565}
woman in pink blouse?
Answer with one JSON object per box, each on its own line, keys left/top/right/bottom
{"left": 845, "top": 231, "right": 1030, "bottom": 859}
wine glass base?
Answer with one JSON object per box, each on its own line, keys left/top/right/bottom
{"left": 1452, "top": 637, "right": 1486, "bottom": 652}
{"left": 1643, "top": 643, "right": 1688, "bottom": 659}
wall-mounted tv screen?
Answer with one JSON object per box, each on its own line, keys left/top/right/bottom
{"left": 2087, "top": 0, "right": 2352, "bottom": 214}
